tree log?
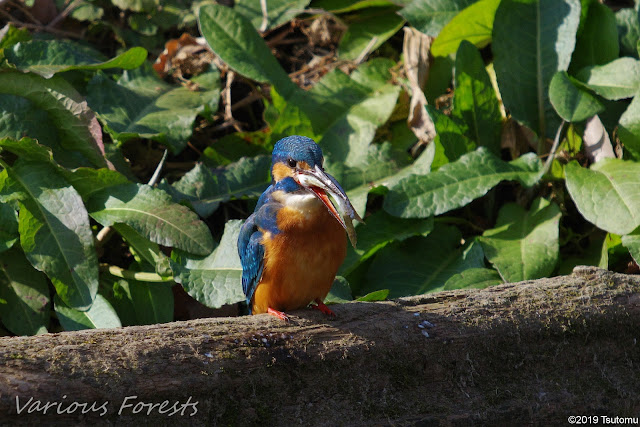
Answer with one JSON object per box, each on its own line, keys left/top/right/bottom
{"left": 1, "top": 266, "right": 639, "bottom": 425}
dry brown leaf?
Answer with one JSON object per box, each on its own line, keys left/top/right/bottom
{"left": 402, "top": 27, "right": 436, "bottom": 146}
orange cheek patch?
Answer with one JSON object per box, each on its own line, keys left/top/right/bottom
{"left": 272, "top": 163, "right": 294, "bottom": 181}
{"left": 297, "top": 161, "right": 311, "bottom": 171}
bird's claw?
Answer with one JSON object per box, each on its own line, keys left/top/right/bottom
{"left": 312, "top": 299, "right": 336, "bottom": 317}
{"left": 267, "top": 307, "right": 290, "bottom": 322}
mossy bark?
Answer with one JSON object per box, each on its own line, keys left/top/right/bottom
{"left": 1, "top": 266, "right": 639, "bottom": 425}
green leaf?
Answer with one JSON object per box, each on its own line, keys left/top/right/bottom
{"left": 616, "top": 7, "right": 640, "bottom": 59}
{"left": 313, "top": 0, "right": 395, "bottom": 13}
{"left": 618, "top": 95, "right": 640, "bottom": 161}
{"left": 577, "top": 57, "right": 640, "bottom": 101}
{"left": 384, "top": 148, "right": 542, "bottom": 218}
{"left": 113, "top": 223, "right": 171, "bottom": 276}
{"left": 127, "top": 281, "right": 173, "bottom": 325}
{"left": 0, "top": 136, "right": 53, "bottom": 163}
{"left": 338, "top": 7, "right": 404, "bottom": 60}
{"left": 5, "top": 40, "right": 147, "bottom": 79}
{"left": 87, "top": 65, "right": 220, "bottom": 154}
{"left": 569, "top": 1, "right": 619, "bottom": 73}
{"left": 171, "top": 220, "right": 245, "bottom": 309}
{"left": 622, "top": 233, "right": 640, "bottom": 265}
{"left": 399, "top": 0, "right": 476, "bottom": 37}
{"left": 478, "top": 198, "right": 561, "bottom": 282}
{"left": 341, "top": 211, "right": 433, "bottom": 275}
{"left": 427, "top": 106, "right": 475, "bottom": 169}
{"left": 492, "top": 0, "right": 581, "bottom": 138}
{"left": 111, "top": 0, "right": 157, "bottom": 12}
{"left": 4, "top": 161, "right": 98, "bottom": 310}
{"left": 0, "top": 70, "right": 108, "bottom": 168}
{"left": 362, "top": 224, "right": 485, "bottom": 297}
{"left": 60, "top": 167, "right": 131, "bottom": 201}
{"left": 324, "top": 276, "right": 353, "bottom": 304}
{"left": 431, "top": 0, "right": 500, "bottom": 57}
{"left": 356, "top": 289, "right": 389, "bottom": 301}
{"left": 0, "top": 23, "right": 31, "bottom": 50}
{"left": 0, "top": 203, "right": 18, "bottom": 253}
{"left": 87, "top": 183, "right": 214, "bottom": 256}
{"left": 234, "top": 0, "right": 311, "bottom": 30}
{"left": 549, "top": 71, "right": 604, "bottom": 122}
{"left": 272, "top": 58, "right": 401, "bottom": 168}
{"left": 165, "top": 156, "right": 271, "bottom": 218}
{"left": 0, "top": 248, "right": 49, "bottom": 335}
{"left": 198, "top": 3, "right": 298, "bottom": 100}
{"left": 443, "top": 267, "right": 503, "bottom": 290}
{"left": 54, "top": 294, "right": 121, "bottom": 331}
{"left": 452, "top": 40, "right": 503, "bottom": 155}
{"left": 565, "top": 159, "right": 640, "bottom": 235}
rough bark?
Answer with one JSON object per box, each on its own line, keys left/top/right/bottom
{"left": 1, "top": 266, "right": 639, "bottom": 426}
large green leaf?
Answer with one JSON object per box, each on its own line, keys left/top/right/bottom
{"left": 113, "top": 223, "right": 171, "bottom": 276}
{"left": 0, "top": 203, "right": 18, "bottom": 253}
{"left": 5, "top": 40, "right": 146, "bottom": 78}
{"left": 198, "top": 3, "right": 298, "bottom": 100}
{"left": 60, "top": 167, "right": 131, "bottom": 201}
{"left": 313, "top": 0, "right": 395, "bottom": 13}
{"left": 565, "top": 159, "right": 640, "bottom": 235}
{"left": 431, "top": 0, "right": 500, "bottom": 57}
{"left": 340, "top": 211, "right": 434, "bottom": 275}
{"left": 0, "top": 70, "right": 108, "bottom": 168}
{"left": 0, "top": 136, "right": 53, "bottom": 163}
{"left": 615, "top": 7, "right": 640, "bottom": 59}
{"left": 399, "top": 0, "right": 476, "bottom": 37}
{"left": 165, "top": 155, "right": 271, "bottom": 218}
{"left": 234, "top": 0, "right": 311, "bottom": 30}
{"left": 452, "top": 40, "right": 503, "bottom": 155}
{"left": 54, "top": 294, "right": 121, "bottom": 331}
{"left": 478, "top": 198, "right": 561, "bottom": 282}
{"left": 427, "top": 106, "right": 475, "bottom": 169}
{"left": 622, "top": 233, "right": 640, "bottom": 266}
{"left": 443, "top": 267, "right": 503, "bottom": 290}
{"left": 0, "top": 160, "right": 98, "bottom": 311}
{"left": 384, "top": 148, "right": 542, "bottom": 218}
{"left": 171, "top": 220, "right": 245, "bottom": 309}
{"left": 492, "top": 0, "right": 580, "bottom": 138}
{"left": 87, "top": 65, "right": 220, "bottom": 154}
{"left": 0, "top": 248, "right": 50, "bottom": 336}
{"left": 362, "top": 225, "right": 485, "bottom": 297}
{"left": 338, "top": 7, "right": 404, "bottom": 60}
{"left": 549, "top": 71, "right": 604, "bottom": 122}
{"left": 577, "top": 57, "right": 640, "bottom": 100}
{"left": 618, "top": 95, "right": 640, "bottom": 161}
{"left": 569, "top": 1, "right": 619, "bottom": 73}
{"left": 127, "top": 281, "right": 173, "bottom": 325}
{"left": 272, "top": 58, "right": 401, "bottom": 168}
{"left": 87, "top": 183, "right": 214, "bottom": 256}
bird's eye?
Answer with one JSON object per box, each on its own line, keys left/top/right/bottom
{"left": 287, "top": 158, "right": 297, "bottom": 168}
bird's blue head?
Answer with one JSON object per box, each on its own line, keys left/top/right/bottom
{"left": 271, "top": 135, "right": 324, "bottom": 181}
{"left": 268, "top": 135, "right": 361, "bottom": 232}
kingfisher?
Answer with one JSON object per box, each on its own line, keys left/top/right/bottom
{"left": 237, "top": 136, "right": 362, "bottom": 320}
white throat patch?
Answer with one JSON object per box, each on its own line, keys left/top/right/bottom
{"left": 273, "top": 191, "right": 322, "bottom": 215}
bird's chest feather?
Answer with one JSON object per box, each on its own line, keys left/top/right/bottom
{"left": 253, "top": 194, "right": 346, "bottom": 313}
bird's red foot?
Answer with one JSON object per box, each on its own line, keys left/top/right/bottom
{"left": 312, "top": 299, "right": 336, "bottom": 317}
{"left": 267, "top": 307, "right": 290, "bottom": 321}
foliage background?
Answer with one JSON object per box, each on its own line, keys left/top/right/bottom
{"left": 0, "top": 0, "right": 638, "bottom": 335}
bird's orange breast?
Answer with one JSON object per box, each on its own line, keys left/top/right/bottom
{"left": 251, "top": 203, "right": 347, "bottom": 314}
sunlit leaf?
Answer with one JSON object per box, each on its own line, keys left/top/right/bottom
{"left": 171, "top": 220, "right": 245, "bottom": 309}
{"left": 479, "top": 198, "right": 561, "bottom": 282}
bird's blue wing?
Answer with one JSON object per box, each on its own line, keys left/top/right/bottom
{"left": 238, "top": 215, "right": 264, "bottom": 312}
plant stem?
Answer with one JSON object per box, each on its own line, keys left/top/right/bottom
{"left": 101, "top": 264, "right": 174, "bottom": 283}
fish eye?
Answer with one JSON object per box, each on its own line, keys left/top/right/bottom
{"left": 287, "top": 158, "right": 297, "bottom": 168}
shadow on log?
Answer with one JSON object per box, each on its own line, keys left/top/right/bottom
{"left": 1, "top": 266, "right": 639, "bottom": 425}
